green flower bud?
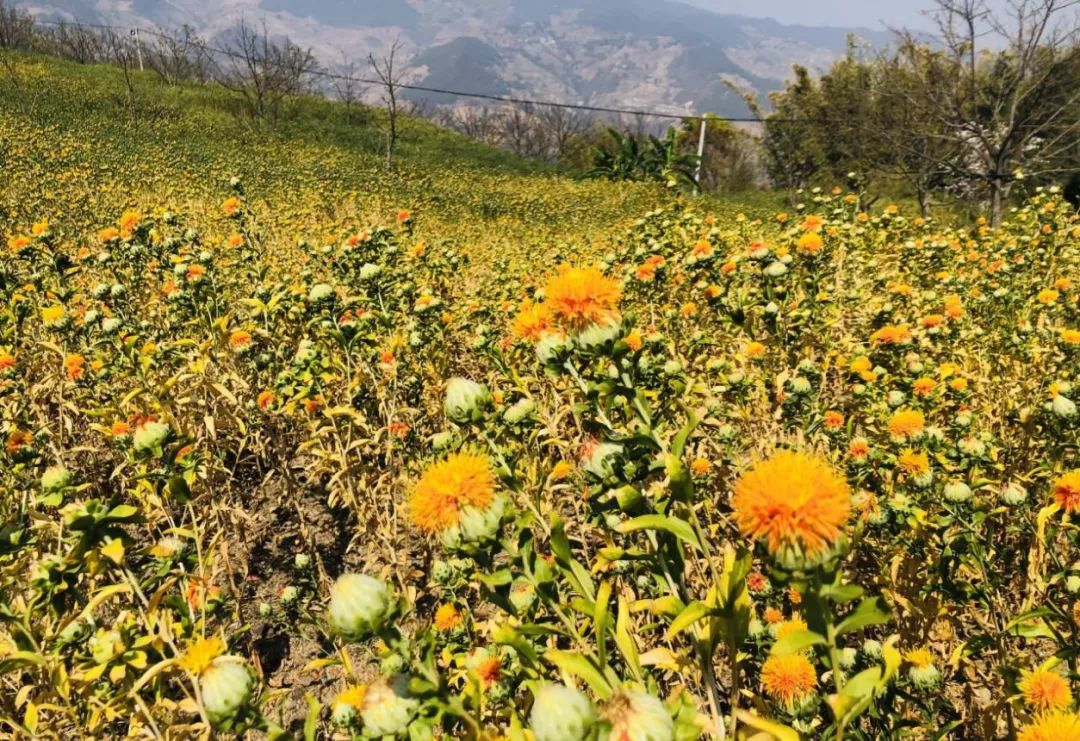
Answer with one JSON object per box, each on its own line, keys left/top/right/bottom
{"left": 1052, "top": 395, "right": 1077, "bottom": 418}
{"left": 531, "top": 683, "right": 596, "bottom": 741}
{"left": 444, "top": 377, "right": 491, "bottom": 423}
{"left": 943, "top": 481, "right": 972, "bottom": 503}
{"left": 503, "top": 397, "right": 536, "bottom": 425}
{"left": 360, "top": 674, "right": 419, "bottom": 738}
{"left": 41, "top": 465, "right": 72, "bottom": 491}
{"left": 327, "top": 574, "right": 393, "bottom": 641}
{"left": 438, "top": 495, "right": 507, "bottom": 550}
{"left": 908, "top": 662, "right": 941, "bottom": 691}
{"left": 575, "top": 320, "right": 621, "bottom": 353}
{"left": 200, "top": 656, "right": 255, "bottom": 726}
{"left": 133, "top": 421, "right": 170, "bottom": 454}
{"left": 307, "top": 283, "right": 335, "bottom": 305}
{"left": 603, "top": 690, "right": 674, "bottom": 741}
{"left": 999, "top": 481, "right": 1028, "bottom": 506}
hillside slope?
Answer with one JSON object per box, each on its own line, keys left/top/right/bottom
{"left": 2, "top": 52, "right": 761, "bottom": 281}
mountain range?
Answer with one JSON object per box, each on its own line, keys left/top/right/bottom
{"left": 15, "top": 0, "right": 893, "bottom": 116}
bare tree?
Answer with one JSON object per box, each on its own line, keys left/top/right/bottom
{"left": 895, "top": 0, "right": 1080, "bottom": 224}
{"left": 331, "top": 50, "right": 367, "bottom": 124}
{"left": 0, "top": 0, "right": 35, "bottom": 50}
{"left": 496, "top": 103, "right": 551, "bottom": 159}
{"left": 446, "top": 105, "right": 501, "bottom": 144}
{"left": 537, "top": 105, "right": 588, "bottom": 162}
{"left": 144, "top": 26, "right": 213, "bottom": 85}
{"left": 42, "top": 20, "right": 106, "bottom": 64}
{"left": 368, "top": 38, "right": 407, "bottom": 166}
{"left": 218, "top": 19, "right": 319, "bottom": 124}
{"left": 101, "top": 29, "right": 141, "bottom": 118}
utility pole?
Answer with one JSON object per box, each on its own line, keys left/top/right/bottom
{"left": 694, "top": 115, "right": 707, "bottom": 194}
{"left": 131, "top": 28, "right": 144, "bottom": 71}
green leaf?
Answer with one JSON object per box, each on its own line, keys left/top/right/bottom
{"left": 0, "top": 651, "right": 46, "bottom": 675}
{"left": 105, "top": 504, "right": 140, "bottom": 522}
{"left": 303, "top": 693, "right": 321, "bottom": 741}
{"left": 615, "top": 514, "right": 701, "bottom": 550}
{"left": 594, "top": 581, "right": 612, "bottom": 669}
{"left": 167, "top": 476, "right": 191, "bottom": 504}
{"left": 770, "top": 629, "right": 827, "bottom": 657}
{"left": 833, "top": 667, "right": 882, "bottom": 726}
{"left": 734, "top": 710, "right": 800, "bottom": 741}
{"left": 820, "top": 582, "right": 864, "bottom": 604}
{"left": 666, "top": 600, "right": 710, "bottom": 641}
{"left": 836, "top": 597, "right": 891, "bottom": 636}
{"left": 550, "top": 518, "right": 572, "bottom": 563}
{"left": 671, "top": 406, "right": 700, "bottom": 459}
{"left": 545, "top": 650, "right": 613, "bottom": 699}
{"left": 615, "top": 597, "right": 642, "bottom": 680}
{"left": 475, "top": 569, "right": 513, "bottom": 588}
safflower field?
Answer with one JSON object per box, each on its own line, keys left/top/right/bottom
{"left": 2, "top": 53, "right": 1080, "bottom": 741}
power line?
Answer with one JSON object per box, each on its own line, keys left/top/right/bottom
{"left": 30, "top": 17, "right": 769, "bottom": 124}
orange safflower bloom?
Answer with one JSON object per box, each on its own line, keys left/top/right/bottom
{"left": 1052, "top": 470, "right": 1080, "bottom": 513}
{"left": 111, "top": 420, "right": 131, "bottom": 437}
{"left": 118, "top": 210, "right": 141, "bottom": 238}
{"left": 511, "top": 300, "right": 551, "bottom": 342}
{"left": 549, "top": 461, "right": 574, "bottom": 481}
{"left": 912, "top": 378, "right": 936, "bottom": 397}
{"left": 1019, "top": 711, "right": 1080, "bottom": 741}
{"left": 888, "top": 410, "right": 925, "bottom": 439}
{"left": 410, "top": 452, "right": 496, "bottom": 534}
{"left": 898, "top": 449, "right": 929, "bottom": 475}
{"left": 691, "top": 239, "right": 714, "bottom": 257}
{"left": 396, "top": 209, "right": 412, "bottom": 223}
{"left": 186, "top": 264, "right": 206, "bottom": 281}
{"left": 0, "top": 354, "right": 14, "bottom": 371}
{"left": 762, "top": 654, "right": 816, "bottom": 705}
{"left": 98, "top": 227, "right": 120, "bottom": 243}
{"left": 624, "top": 330, "right": 643, "bottom": 351}
{"left": 1038, "top": 289, "right": 1060, "bottom": 305}
{"left": 732, "top": 450, "right": 851, "bottom": 557}
{"left": 796, "top": 232, "right": 823, "bottom": 255}
{"left": 7, "top": 235, "right": 31, "bottom": 253}
{"left": 870, "top": 325, "right": 912, "bottom": 345}
{"left": 1061, "top": 329, "right": 1080, "bottom": 346}
{"left": 64, "top": 354, "right": 86, "bottom": 381}
{"left": 226, "top": 232, "right": 245, "bottom": 248}
{"left": 634, "top": 262, "right": 658, "bottom": 281}
{"left": 6, "top": 430, "right": 32, "bottom": 454}
{"left": 1019, "top": 669, "right": 1073, "bottom": 711}
{"left": 227, "top": 330, "right": 253, "bottom": 352}
{"left": 221, "top": 197, "right": 241, "bottom": 216}
{"left": 823, "top": 411, "right": 844, "bottom": 429}
{"left": 257, "top": 391, "right": 275, "bottom": 410}
{"left": 745, "top": 341, "right": 766, "bottom": 359}
{"left": 542, "top": 265, "right": 621, "bottom": 330}
{"left": 943, "top": 294, "right": 964, "bottom": 319}
{"left": 721, "top": 260, "right": 737, "bottom": 274}
{"left": 849, "top": 438, "right": 870, "bottom": 461}
{"left": 433, "top": 603, "right": 462, "bottom": 631}
{"left": 801, "top": 214, "right": 824, "bottom": 232}
{"left": 690, "top": 458, "right": 712, "bottom": 475}
{"left": 763, "top": 607, "right": 784, "bottom": 624}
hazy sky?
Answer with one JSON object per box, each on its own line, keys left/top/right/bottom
{"left": 684, "top": 0, "right": 940, "bottom": 29}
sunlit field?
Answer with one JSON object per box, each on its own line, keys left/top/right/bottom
{"left": 1, "top": 52, "right": 1079, "bottom": 740}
